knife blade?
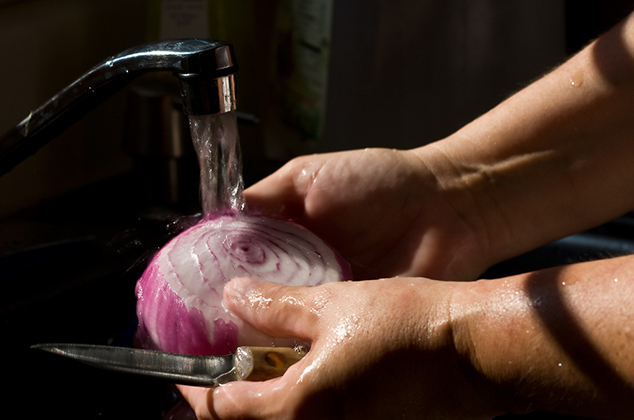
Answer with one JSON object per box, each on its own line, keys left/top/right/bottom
{"left": 31, "top": 343, "right": 306, "bottom": 387}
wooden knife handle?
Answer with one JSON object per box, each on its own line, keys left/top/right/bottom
{"left": 234, "top": 346, "right": 307, "bottom": 381}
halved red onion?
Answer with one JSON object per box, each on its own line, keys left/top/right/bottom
{"left": 135, "top": 214, "right": 352, "bottom": 355}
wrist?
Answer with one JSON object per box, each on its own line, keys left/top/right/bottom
{"left": 449, "top": 277, "right": 537, "bottom": 415}
{"left": 408, "top": 144, "right": 500, "bottom": 277}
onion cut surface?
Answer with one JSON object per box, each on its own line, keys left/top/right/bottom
{"left": 135, "top": 214, "right": 352, "bottom": 355}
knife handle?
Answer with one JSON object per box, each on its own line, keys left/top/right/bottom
{"left": 235, "top": 346, "right": 307, "bottom": 381}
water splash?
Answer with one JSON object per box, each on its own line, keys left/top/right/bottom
{"left": 188, "top": 111, "right": 245, "bottom": 216}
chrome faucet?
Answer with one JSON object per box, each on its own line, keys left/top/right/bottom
{"left": 0, "top": 39, "right": 238, "bottom": 176}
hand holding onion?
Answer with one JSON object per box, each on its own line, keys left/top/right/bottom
{"left": 177, "top": 276, "right": 498, "bottom": 420}
{"left": 135, "top": 214, "right": 352, "bottom": 355}
{"left": 243, "top": 148, "right": 492, "bottom": 281}
{"left": 135, "top": 111, "right": 355, "bottom": 356}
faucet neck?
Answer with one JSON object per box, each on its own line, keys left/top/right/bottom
{"left": 0, "top": 39, "right": 239, "bottom": 176}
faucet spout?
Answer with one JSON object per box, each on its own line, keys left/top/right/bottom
{"left": 0, "top": 39, "right": 238, "bottom": 176}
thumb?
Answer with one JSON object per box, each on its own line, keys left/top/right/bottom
{"left": 224, "top": 277, "right": 320, "bottom": 341}
{"left": 244, "top": 170, "right": 306, "bottom": 220}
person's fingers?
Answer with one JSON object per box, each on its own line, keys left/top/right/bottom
{"left": 174, "top": 386, "right": 214, "bottom": 419}
{"left": 243, "top": 164, "right": 307, "bottom": 220}
{"left": 178, "top": 361, "right": 308, "bottom": 420}
{"left": 223, "top": 277, "right": 324, "bottom": 340}
{"left": 179, "top": 279, "right": 330, "bottom": 419}
{"left": 179, "top": 278, "right": 348, "bottom": 419}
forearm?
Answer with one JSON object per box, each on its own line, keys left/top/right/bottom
{"left": 415, "top": 12, "right": 634, "bottom": 266}
{"left": 452, "top": 254, "right": 634, "bottom": 418}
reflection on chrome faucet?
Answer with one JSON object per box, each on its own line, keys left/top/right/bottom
{"left": 0, "top": 39, "right": 238, "bottom": 177}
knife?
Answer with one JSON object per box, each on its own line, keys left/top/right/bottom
{"left": 31, "top": 343, "right": 306, "bottom": 387}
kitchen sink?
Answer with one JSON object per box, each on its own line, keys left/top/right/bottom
{"left": 1, "top": 175, "right": 197, "bottom": 419}
{"left": 483, "top": 214, "right": 634, "bottom": 279}
{"left": 2, "top": 174, "right": 633, "bottom": 419}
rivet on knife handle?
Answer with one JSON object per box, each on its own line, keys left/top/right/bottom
{"left": 234, "top": 346, "right": 307, "bottom": 381}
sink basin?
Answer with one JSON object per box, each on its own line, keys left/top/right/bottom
{"left": 1, "top": 175, "right": 196, "bottom": 420}
{"left": 3, "top": 174, "right": 632, "bottom": 419}
{"left": 484, "top": 215, "right": 634, "bottom": 279}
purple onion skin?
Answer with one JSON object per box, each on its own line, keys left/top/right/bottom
{"left": 135, "top": 214, "right": 352, "bottom": 355}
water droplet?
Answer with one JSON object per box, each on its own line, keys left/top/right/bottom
{"left": 570, "top": 70, "right": 584, "bottom": 88}
{"left": 570, "top": 76, "right": 583, "bottom": 87}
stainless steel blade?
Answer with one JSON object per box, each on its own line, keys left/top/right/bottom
{"left": 31, "top": 344, "right": 235, "bottom": 387}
